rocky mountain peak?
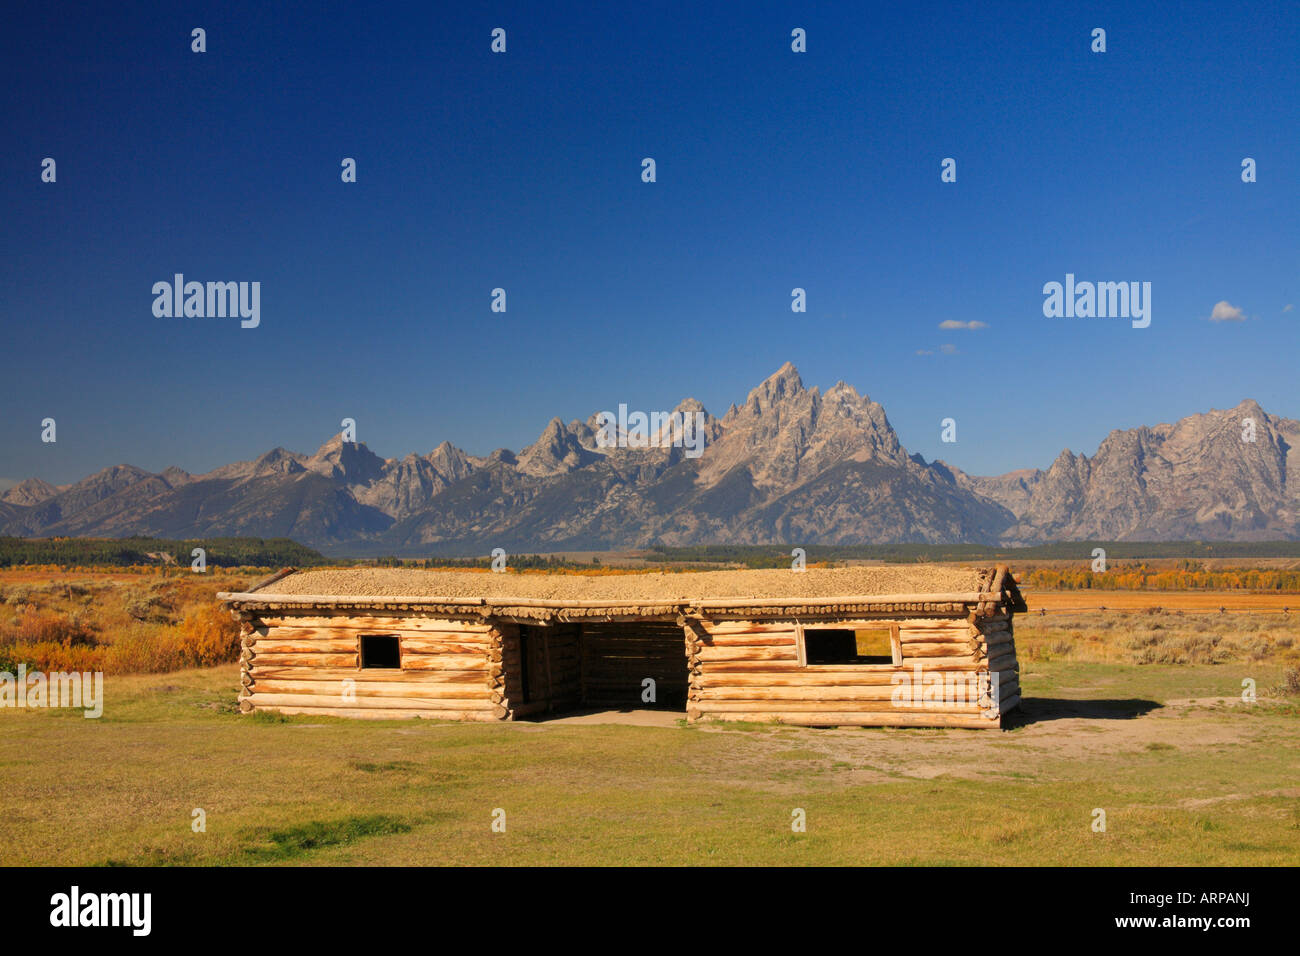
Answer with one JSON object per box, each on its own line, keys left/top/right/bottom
{"left": 738, "top": 361, "right": 805, "bottom": 417}
{"left": 2, "top": 368, "right": 1294, "bottom": 549}
{"left": 0, "top": 477, "right": 59, "bottom": 507}
{"left": 306, "top": 435, "right": 388, "bottom": 484}
{"left": 517, "top": 417, "right": 601, "bottom": 477}
{"left": 246, "top": 447, "right": 307, "bottom": 478}
{"left": 426, "top": 441, "right": 475, "bottom": 480}
{"left": 159, "top": 466, "right": 193, "bottom": 486}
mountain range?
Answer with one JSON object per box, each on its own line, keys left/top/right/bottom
{"left": 3, "top": 363, "right": 1296, "bottom": 554}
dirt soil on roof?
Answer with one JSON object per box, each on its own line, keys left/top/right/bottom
{"left": 257, "top": 566, "right": 991, "bottom": 602}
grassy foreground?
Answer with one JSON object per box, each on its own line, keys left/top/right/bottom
{"left": 1, "top": 655, "right": 1297, "bottom": 866}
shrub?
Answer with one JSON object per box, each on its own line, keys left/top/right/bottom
{"left": 101, "top": 631, "right": 180, "bottom": 674}
{"left": 173, "top": 604, "right": 241, "bottom": 667}
{"left": 124, "top": 594, "right": 173, "bottom": 624}
{"left": 0, "top": 645, "right": 34, "bottom": 672}
{"left": 8, "top": 641, "right": 103, "bottom": 672}
{"left": 8, "top": 607, "right": 98, "bottom": 647}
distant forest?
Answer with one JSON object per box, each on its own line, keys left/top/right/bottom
{"left": 4, "top": 536, "right": 1300, "bottom": 572}
{"left": 0, "top": 536, "right": 329, "bottom": 568}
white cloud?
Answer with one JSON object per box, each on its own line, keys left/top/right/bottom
{"left": 1284, "top": 304, "right": 1294, "bottom": 313}
{"left": 938, "top": 320, "right": 988, "bottom": 330}
{"left": 1208, "top": 300, "right": 1246, "bottom": 322}
{"left": 915, "top": 349, "right": 934, "bottom": 356}
{"left": 939, "top": 343, "right": 959, "bottom": 355}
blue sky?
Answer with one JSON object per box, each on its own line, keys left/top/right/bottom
{"left": 2, "top": 0, "right": 1296, "bottom": 488}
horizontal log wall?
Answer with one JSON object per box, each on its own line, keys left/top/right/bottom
{"left": 232, "top": 607, "right": 1020, "bottom": 726}
{"left": 238, "top": 612, "right": 504, "bottom": 720}
{"left": 690, "top": 616, "right": 1016, "bottom": 729}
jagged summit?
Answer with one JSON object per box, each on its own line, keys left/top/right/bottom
{"left": 4, "top": 365, "right": 1295, "bottom": 550}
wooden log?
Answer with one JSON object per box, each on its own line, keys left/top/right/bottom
{"left": 693, "top": 698, "right": 986, "bottom": 714}
{"left": 252, "top": 679, "right": 492, "bottom": 700}
{"left": 896, "top": 655, "right": 977, "bottom": 668}
{"left": 249, "top": 666, "right": 488, "bottom": 684}
{"left": 244, "top": 692, "right": 500, "bottom": 713}
{"left": 247, "top": 652, "right": 358, "bottom": 668}
{"left": 400, "top": 657, "right": 490, "bottom": 672}
{"left": 697, "top": 671, "right": 912, "bottom": 687}
{"left": 696, "top": 646, "right": 798, "bottom": 663}
{"left": 399, "top": 640, "right": 494, "bottom": 655}
{"left": 250, "top": 638, "right": 360, "bottom": 654}
{"left": 994, "top": 683, "right": 1020, "bottom": 705}
{"left": 898, "top": 625, "right": 973, "bottom": 640}
{"left": 701, "top": 661, "right": 988, "bottom": 674}
{"left": 220, "top": 593, "right": 486, "bottom": 607}
{"left": 245, "top": 705, "right": 502, "bottom": 721}
{"left": 257, "top": 617, "right": 493, "bottom": 635}
{"left": 701, "top": 622, "right": 803, "bottom": 636}
{"left": 985, "top": 651, "right": 1018, "bottom": 672}
{"left": 897, "top": 642, "right": 977, "bottom": 658}
{"left": 701, "top": 634, "right": 798, "bottom": 647}
{"left": 698, "top": 685, "right": 983, "bottom": 702}
{"left": 689, "top": 710, "right": 999, "bottom": 728}
{"left": 242, "top": 567, "right": 299, "bottom": 593}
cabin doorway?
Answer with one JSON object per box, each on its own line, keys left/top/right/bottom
{"left": 512, "top": 621, "right": 688, "bottom": 719}
{"left": 578, "top": 621, "right": 689, "bottom": 711}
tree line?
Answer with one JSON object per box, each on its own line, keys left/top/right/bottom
{"left": 0, "top": 536, "right": 328, "bottom": 568}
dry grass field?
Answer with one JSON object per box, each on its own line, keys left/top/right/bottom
{"left": 0, "top": 568, "right": 246, "bottom": 674}
{"left": 1026, "top": 590, "right": 1300, "bottom": 612}
{"left": 0, "top": 654, "right": 1295, "bottom": 866}
{"left": 1, "top": 567, "right": 1297, "bottom": 866}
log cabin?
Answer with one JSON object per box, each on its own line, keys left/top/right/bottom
{"left": 217, "top": 564, "right": 1027, "bottom": 729}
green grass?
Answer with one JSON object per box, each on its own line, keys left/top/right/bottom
{"left": 1, "top": 663, "right": 1297, "bottom": 866}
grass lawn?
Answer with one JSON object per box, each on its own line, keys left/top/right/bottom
{"left": 1, "top": 659, "right": 1297, "bottom": 866}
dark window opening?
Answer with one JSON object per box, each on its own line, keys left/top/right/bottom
{"left": 804, "top": 627, "right": 895, "bottom": 665}
{"left": 360, "top": 634, "right": 401, "bottom": 669}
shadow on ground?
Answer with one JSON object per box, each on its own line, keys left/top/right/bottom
{"left": 520, "top": 708, "right": 684, "bottom": 727}
{"left": 1006, "top": 697, "right": 1161, "bottom": 727}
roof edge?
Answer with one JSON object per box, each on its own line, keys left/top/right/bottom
{"left": 215, "top": 588, "right": 1010, "bottom": 610}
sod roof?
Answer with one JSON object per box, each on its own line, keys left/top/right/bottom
{"left": 231, "top": 564, "right": 999, "bottom": 606}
